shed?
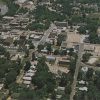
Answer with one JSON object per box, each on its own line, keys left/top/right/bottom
{"left": 28, "top": 69, "right": 36, "bottom": 73}
{"left": 46, "top": 56, "right": 56, "bottom": 62}
{"left": 23, "top": 81, "right": 31, "bottom": 85}
{"left": 23, "top": 77, "right": 32, "bottom": 81}
{"left": 79, "top": 87, "right": 88, "bottom": 91}
{"left": 25, "top": 73, "right": 34, "bottom": 77}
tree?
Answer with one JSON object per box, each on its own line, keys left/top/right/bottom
{"left": 54, "top": 49, "right": 59, "bottom": 55}
{"left": 0, "top": 70, "right": 5, "bottom": 79}
{"left": 68, "top": 48, "right": 74, "bottom": 57}
{"left": 86, "top": 68, "right": 94, "bottom": 80}
{"left": 37, "top": 44, "right": 44, "bottom": 52}
{"left": 69, "top": 59, "right": 76, "bottom": 75}
{"left": 77, "top": 26, "right": 86, "bottom": 34}
{"left": 5, "top": 70, "right": 17, "bottom": 86}
{"left": 24, "top": 61, "right": 31, "bottom": 71}
{"left": 37, "top": 56, "right": 49, "bottom": 72}
{"left": 24, "top": 49, "right": 29, "bottom": 57}
{"left": 57, "top": 34, "right": 66, "bottom": 46}
{"left": 4, "top": 52, "right": 10, "bottom": 60}
{"left": 18, "top": 89, "right": 41, "bottom": 100}
{"left": 86, "top": 20, "right": 98, "bottom": 32}
{"left": 0, "top": 45, "right": 6, "bottom": 55}
{"left": 59, "top": 73, "right": 68, "bottom": 86}
{"left": 32, "top": 57, "right": 56, "bottom": 93}
{"left": 60, "top": 50, "right": 67, "bottom": 56}
{"left": 29, "top": 43, "right": 35, "bottom": 49}
{"left": 65, "top": 84, "right": 71, "bottom": 95}
{"left": 89, "top": 33, "right": 100, "bottom": 44}
{"left": 46, "top": 43, "right": 52, "bottom": 53}
{"left": 82, "top": 53, "right": 92, "bottom": 62}
{"left": 51, "top": 91, "right": 56, "bottom": 100}
{"left": 13, "top": 40, "right": 18, "bottom": 46}
{"left": 94, "top": 71, "right": 100, "bottom": 90}
{"left": 32, "top": 52, "right": 35, "bottom": 61}
{"left": 17, "top": 57, "right": 21, "bottom": 65}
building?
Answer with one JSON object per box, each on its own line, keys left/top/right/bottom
{"left": 23, "top": 77, "right": 32, "bottom": 81}
{"left": 16, "top": 0, "right": 27, "bottom": 4}
{"left": 46, "top": 55, "right": 56, "bottom": 62}
{"left": 58, "top": 57, "right": 70, "bottom": 67}
{"left": 84, "top": 44, "right": 100, "bottom": 56}
{"left": 60, "top": 41, "right": 67, "bottom": 50}
{"left": 25, "top": 73, "right": 34, "bottom": 77}
{"left": 3, "top": 37, "right": 13, "bottom": 46}
{"left": 84, "top": 44, "right": 95, "bottom": 52}
{"left": 54, "top": 21, "right": 68, "bottom": 27}
{"left": 23, "top": 81, "right": 31, "bottom": 85}
{"left": 79, "top": 87, "right": 88, "bottom": 91}
{"left": 34, "top": 35, "right": 42, "bottom": 41}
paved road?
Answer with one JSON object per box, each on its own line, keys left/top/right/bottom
{"left": 70, "top": 43, "right": 84, "bottom": 100}
{"left": 38, "top": 23, "right": 56, "bottom": 45}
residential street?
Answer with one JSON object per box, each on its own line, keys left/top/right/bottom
{"left": 70, "top": 43, "right": 84, "bottom": 100}
{"left": 38, "top": 23, "right": 56, "bottom": 45}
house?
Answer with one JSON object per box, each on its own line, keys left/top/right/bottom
{"left": 78, "top": 80, "right": 86, "bottom": 85}
{"left": 28, "top": 69, "right": 36, "bottom": 73}
{"left": 58, "top": 57, "right": 70, "bottom": 67}
{"left": 48, "top": 32, "right": 57, "bottom": 39}
{"left": 3, "top": 16, "right": 14, "bottom": 21}
{"left": 46, "top": 55, "right": 56, "bottom": 62}
{"left": 79, "top": 87, "right": 88, "bottom": 91}
{"left": 23, "top": 81, "right": 31, "bottom": 85}
{"left": 25, "top": 73, "right": 34, "bottom": 77}
{"left": 55, "top": 86, "right": 65, "bottom": 99}
{"left": 54, "top": 21, "right": 68, "bottom": 27}
{"left": 84, "top": 44, "right": 95, "bottom": 52}
{"left": 3, "top": 37, "right": 13, "bottom": 46}
{"left": 60, "top": 41, "right": 67, "bottom": 50}
{"left": 30, "top": 65, "right": 36, "bottom": 70}
{"left": 84, "top": 44, "right": 100, "bottom": 56}
{"left": 0, "top": 84, "right": 4, "bottom": 90}
{"left": 20, "top": 32, "right": 27, "bottom": 39}
{"left": 34, "top": 35, "right": 42, "bottom": 41}
{"left": 11, "top": 54, "right": 24, "bottom": 61}
{"left": 15, "top": 0, "right": 27, "bottom": 4}
{"left": 29, "top": 34, "right": 35, "bottom": 39}
{"left": 81, "top": 67, "right": 88, "bottom": 73}
{"left": 23, "top": 77, "right": 32, "bottom": 81}
{"left": 41, "top": 49, "right": 48, "bottom": 54}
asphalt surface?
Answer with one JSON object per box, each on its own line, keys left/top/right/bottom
{"left": 38, "top": 23, "right": 56, "bottom": 45}
{"left": 70, "top": 43, "right": 84, "bottom": 100}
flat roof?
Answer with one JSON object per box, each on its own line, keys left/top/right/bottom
{"left": 23, "top": 81, "right": 31, "bottom": 85}
{"left": 25, "top": 73, "right": 34, "bottom": 77}
{"left": 23, "top": 77, "right": 32, "bottom": 81}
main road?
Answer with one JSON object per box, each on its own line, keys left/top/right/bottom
{"left": 38, "top": 23, "right": 56, "bottom": 45}
{"left": 70, "top": 43, "right": 84, "bottom": 100}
